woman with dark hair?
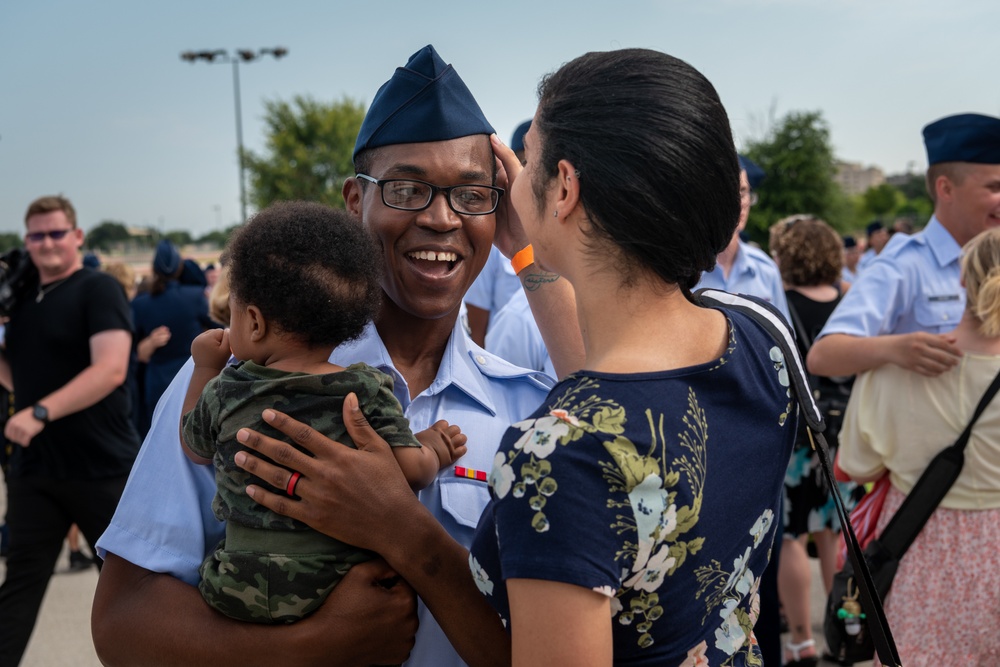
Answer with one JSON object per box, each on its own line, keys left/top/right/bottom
{"left": 234, "top": 48, "right": 797, "bottom": 666}
{"left": 768, "top": 216, "right": 863, "bottom": 666}
{"left": 131, "top": 239, "right": 213, "bottom": 435}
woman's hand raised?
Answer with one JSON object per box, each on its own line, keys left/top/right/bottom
{"left": 233, "top": 392, "right": 428, "bottom": 558}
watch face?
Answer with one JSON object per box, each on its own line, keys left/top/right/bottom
{"left": 32, "top": 405, "right": 48, "bottom": 422}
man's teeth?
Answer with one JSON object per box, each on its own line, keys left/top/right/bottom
{"left": 409, "top": 250, "right": 457, "bottom": 262}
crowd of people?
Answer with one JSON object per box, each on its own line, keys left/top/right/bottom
{"left": 0, "top": 43, "right": 998, "bottom": 667}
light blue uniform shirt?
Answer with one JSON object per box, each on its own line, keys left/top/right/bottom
{"left": 841, "top": 266, "right": 858, "bottom": 285}
{"left": 817, "top": 217, "right": 964, "bottom": 338}
{"left": 485, "top": 289, "right": 556, "bottom": 377}
{"left": 463, "top": 246, "right": 522, "bottom": 318}
{"left": 695, "top": 240, "right": 791, "bottom": 321}
{"left": 856, "top": 247, "right": 878, "bottom": 274}
{"left": 97, "top": 318, "right": 553, "bottom": 667}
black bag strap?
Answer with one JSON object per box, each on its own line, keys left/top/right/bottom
{"left": 878, "top": 367, "right": 1000, "bottom": 559}
{"left": 695, "top": 289, "right": 903, "bottom": 667}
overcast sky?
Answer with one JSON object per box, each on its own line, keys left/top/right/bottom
{"left": 2, "top": 0, "right": 997, "bottom": 236}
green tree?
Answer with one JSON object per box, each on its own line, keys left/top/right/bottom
{"left": 861, "top": 183, "right": 902, "bottom": 218}
{"left": 0, "top": 232, "right": 22, "bottom": 254}
{"left": 196, "top": 225, "right": 241, "bottom": 249}
{"left": 244, "top": 95, "right": 366, "bottom": 210}
{"left": 85, "top": 220, "right": 132, "bottom": 251}
{"left": 744, "top": 111, "right": 848, "bottom": 244}
{"left": 164, "top": 230, "right": 193, "bottom": 247}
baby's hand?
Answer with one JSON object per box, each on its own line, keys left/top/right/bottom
{"left": 191, "top": 329, "right": 232, "bottom": 370}
{"left": 415, "top": 420, "right": 468, "bottom": 470}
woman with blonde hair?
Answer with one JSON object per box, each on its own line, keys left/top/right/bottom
{"left": 838, "top": 227, "right": 1000, "bottom": 665}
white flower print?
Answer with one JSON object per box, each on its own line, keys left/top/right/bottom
{"left": 769, "top": 346, "right": 789, "bottom": 387}
{"left": 623, "top": 545, "right": 677, "bottom": 593}
{"left": 592, "top": 584, "right": 617, "bottom": 599}
{"left": 628, "top": 474, "right": 670, "bottom": 568}
{"left": 488, "top": 452, "right": 515, "bottom": 499}
{"left": 723, "top": 547, "right": 752, "bottom": 594}
{"left": 469, "top": 554, "right": 494, "bottom": 596}
{"left": 750, "top": 509, "right": 773, "bottom": 548}
{"left": 511, "top": 414, "right": 571, "bottom": 459}
{"left": 714, "top": 609, "right": 747, "bottom": 655}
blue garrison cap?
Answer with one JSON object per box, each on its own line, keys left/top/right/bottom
{"left": 865, "top": 220, "right": 884, "bottom": 237}
{"left": 843, "top": 235, "right": 857, "bottom": 249}
{"left": 510, "top": 120, "right": 531, "bottom": 153}
{"left": 923, "top": 113, "right": 1000, "bottom": 165}
{"left": 82, "top": 252, "right": 101, "bottom": 269}
{"left": 353, "top": 45, "right": 494, "bottom": 160}
{"left": 738, "top": 155, "right": 765, "bottom": 190}
{"left": 153, "top": 239, "right": 181, "bottom": 276}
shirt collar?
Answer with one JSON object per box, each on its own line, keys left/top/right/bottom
{"left": 731, "top": 241, "right": 757, "bottom": 278}
{"left": 331, "top": 318, "right": 498, "bottom": 416}
{"left": 924, "top": 215, "right": 963, "bottom": 268}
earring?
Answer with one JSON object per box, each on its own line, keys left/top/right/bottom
{"left": 553, "top": 210, "right": 558, "bottom": 218}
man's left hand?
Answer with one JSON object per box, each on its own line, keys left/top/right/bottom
{"left": 5, "top": 408, "right": 45, "bottom": 447}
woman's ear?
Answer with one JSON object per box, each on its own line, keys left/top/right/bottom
{"left": 552, "top": 159, "right": 581, "bottom": 223}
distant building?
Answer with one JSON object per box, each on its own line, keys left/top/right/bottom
{"left": 834, "top": 161, "right": 886, "bottom": 196}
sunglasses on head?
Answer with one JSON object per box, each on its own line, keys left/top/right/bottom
{"left": 25, "top": 229, "right": 73, "bottom": 243}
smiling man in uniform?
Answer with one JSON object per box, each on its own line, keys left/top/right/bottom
{"left": 93, "top": 45, "right": 552, "bottom": 667}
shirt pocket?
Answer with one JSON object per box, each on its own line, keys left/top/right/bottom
{"left": 439, "top": 476, "right": 492, "bottom": 528}
{"left": 914, "top": 293, "right": 963, "bottom": 331}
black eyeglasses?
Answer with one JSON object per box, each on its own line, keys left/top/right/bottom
{"left": 740, "top": 188, "right": 759, "bottom": 207}
{"left": 356, "top": 174, "right": 504, "bottom": 216}
{"left": 25, "top": 229, "right": 73, "bottom": 243}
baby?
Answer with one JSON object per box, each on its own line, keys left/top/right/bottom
{"left": 180, "top": 201, "right": 466, "bottom": 623}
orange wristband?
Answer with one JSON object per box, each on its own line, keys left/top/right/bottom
{"left": 510, "top": 245, "right": 534, "bottom": 275}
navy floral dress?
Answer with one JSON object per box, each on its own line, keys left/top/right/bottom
{"left": 469, "top": 310, "right": 797, "bottom": 666}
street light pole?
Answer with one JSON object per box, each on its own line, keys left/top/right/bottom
{"left": 180, "top": 47, "right": 288, "bottom": 225}
{"left": 231, "top": 57, "right": 246, "bottom": 225}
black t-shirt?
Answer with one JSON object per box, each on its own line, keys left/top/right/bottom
{"left": 5, "top": 267, "right": 140, "bottom": 479}
{"left": 785, "top": 288, "right": 853, "bottom": 402}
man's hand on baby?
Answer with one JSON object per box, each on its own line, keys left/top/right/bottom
{"left": 190, "top": 328, "right": 232, "bottom": 370}
{"left": 416, "top": 420, "right": 468, "bottom": 470}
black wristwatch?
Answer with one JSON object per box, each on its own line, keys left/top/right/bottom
{"left": 32, "top": 404, "right": 50, "bottom": 424}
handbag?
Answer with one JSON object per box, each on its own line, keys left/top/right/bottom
{"left": 822, "top": 365, "right": 1000, "bottom": 665}
{"left": 695, "top": 288, "right": 903, "bottom": 667}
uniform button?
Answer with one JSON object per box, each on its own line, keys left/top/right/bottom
{"left": 475, "top": 355, "right": 487, "bottom": 365}
{"left": 942, "top": 313, "right": 949, "bottom": 320}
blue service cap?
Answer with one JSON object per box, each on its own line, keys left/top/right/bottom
{"left": 866, "top": 220, "right": 884, "bottom": 237}
{"left": 353, "top": 45, "right": 494, "bottom": 160}
{"left": 153, "top": 239, "right": 181, "bottom": 276}
{"left": 738, "top": 155, "right": 765, "bottom": 190}
{"left": 510, "top": 120, "right": 531, "bottom": 153}
{"left": 843, "top": 235, "right": 857, "bottom": 249}
{"left": 923, "top": 113, "right": 1000, "bottom": 165}
{"left": 82, "top": 252, "right": 100, "bottom": 269}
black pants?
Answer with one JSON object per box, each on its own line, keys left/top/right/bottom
{"left": 0, "top": 474, "right": 127, "bottom": 667}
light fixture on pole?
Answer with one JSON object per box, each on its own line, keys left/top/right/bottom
{"left": 180, "top": 47, "right": 288, "bottom": 224}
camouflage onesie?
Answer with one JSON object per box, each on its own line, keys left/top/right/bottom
{"left": 182, "top": 360, "right": 421, "bottom": 623}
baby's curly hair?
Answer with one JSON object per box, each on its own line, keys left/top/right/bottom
{"left": 226, "top": 201, "right": 382, "bottom": 349}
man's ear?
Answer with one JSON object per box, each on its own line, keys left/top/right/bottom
{"left": 343, "top": 177, "right": 364, "bottom": 219}
{"left": 246, "top": 305, "right": 267, "bottom": 341}
{"left": 936, "top": 174, "right": 954, "bottom": 203}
